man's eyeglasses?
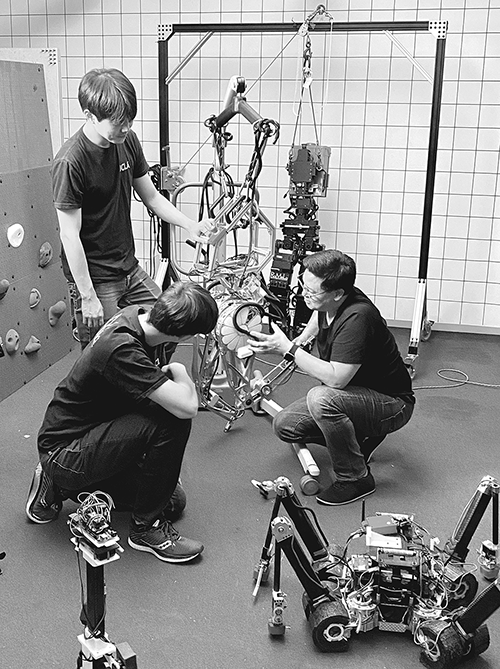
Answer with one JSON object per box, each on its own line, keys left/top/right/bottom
{"left": 298, "top": 279, "right": 328, "bottom": 299}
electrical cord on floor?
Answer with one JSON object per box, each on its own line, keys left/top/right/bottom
{"left": 253, "top": 355, "right": 500, "bottom": 391}
{"left": 413, "top": 369, "right": 500, "bottom": 391}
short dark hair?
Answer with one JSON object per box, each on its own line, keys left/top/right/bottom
{"left": 148, "top": 281, "right": 218, "bottom": 337}
{"left": 302, "top": 249, "right": 356, "bottom": 294}
{"left": 78, "top": 68, "right": 137, "bottom": 124}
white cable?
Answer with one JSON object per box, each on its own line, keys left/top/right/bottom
{"left": 414, "top": 368, "right": 500, "bottom": 391}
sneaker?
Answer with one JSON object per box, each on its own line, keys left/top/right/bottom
{"left": 26, "top": 462, "right": 63, "bottom": 523}
{"left": 128, "top": 519, "right": 203, "bottom": 563}
{"left": 316, "top": 471, "right": 376, "bottom": 506}
{"left": 360, "top": 436, "right": 386, "bottom": 464}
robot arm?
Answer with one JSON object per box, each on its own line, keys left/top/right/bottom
{"left": 271, "top": 516, "right": 333, "bottom": 601}
{"left": 444, "top": 475, "right": 499, "bottom": 568}
{"left": 261, "top": 497, "right": 353, "bottom": 652}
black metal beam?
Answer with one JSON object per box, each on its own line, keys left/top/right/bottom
{"left": 158, "top": 36, "right": 169, "bottom": 168}
{"left": 157, "top": 36, "right": 174, "bottom": 276}
{"left": 166, "top": 20, "right": 431, "bottom": 35}
{"left": 419, "top": 35, "right": 446, "bottom": 280}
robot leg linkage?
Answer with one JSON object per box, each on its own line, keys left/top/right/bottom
{"left": 271, "top": 516, "right": 334, "bottom": 601}
{"left": 253, "top": 477, "right": 340, "bottom": 597}
{"left": 267, "top": 516, "right": 334, "bottom": 636}
{"left": 268, "top": 514, "right": 353, "bottom": 651}
{"left": 457, "top": 577, "right": 500, "bottom": 636}
{"left": 247, "top": 356, "right": 297, "bottom": 409}
{"left": 191, "top": 333, "right": 245, "bottom": 427}
{"left": 418, "top": 578, "right": 500, "bottom": 669}
{"left": 275, "top": 476, "right": 329, "bottom": 561}
{"left": 268, "top": 538, "right": 288, "bottom": 635}
{"left": 443, "top": 475, "right": 499, "bottom": 581}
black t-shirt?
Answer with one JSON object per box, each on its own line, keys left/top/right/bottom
{"left": 38, "top": 306, "right": 166, "bottom": 453}
{"left": 51, "top": 127, "right": 150, "bottom": 282}
{"left": 316, "top": 287, "right": 414, "bottom": 403}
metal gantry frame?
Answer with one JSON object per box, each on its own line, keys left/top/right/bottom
{"left": 157, "top": 16, "right": 447, "bottom": 377}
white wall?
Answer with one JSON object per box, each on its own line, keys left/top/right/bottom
{"left": 0, "top": 0, "right": 498, "bottom": 334}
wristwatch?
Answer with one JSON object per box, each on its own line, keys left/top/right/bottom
{"left": 284, "top": 342, "right": 300, "bottom": 362}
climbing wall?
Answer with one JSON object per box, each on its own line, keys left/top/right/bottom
{"left": 0, "top": 60, "right": 73, "bottom": 402}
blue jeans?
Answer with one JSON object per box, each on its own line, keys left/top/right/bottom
{"left": 69, "top": 264, "right": 161, "bottom": 349}
{"left": 273, "top": 385, "right": 414, "bottom": 482}
{"left": 40, "top": 404, "right": 191, "bottom": 530}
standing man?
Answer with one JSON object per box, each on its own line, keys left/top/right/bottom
{"left": 52, "top": 68, "right": 211, "bottom": 348}
{"left": 26, "top": 281, "right": 218, "bottom": 563}
{"left": 248, "top": 249, "right": 415, "bottom": 506}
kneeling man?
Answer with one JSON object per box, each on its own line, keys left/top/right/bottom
{"left": 248, "top": 249, "right": 415, "bottom": 506}
{"left": 27, "top": 281, "right": 218, "bottom": 563}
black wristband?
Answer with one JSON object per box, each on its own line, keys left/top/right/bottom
{"left": 284, "top": 342, "right": 300, "bottom": 362}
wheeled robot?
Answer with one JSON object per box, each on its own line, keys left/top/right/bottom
{"left": 252, "top": 475, "right": 500, "bottom": 668}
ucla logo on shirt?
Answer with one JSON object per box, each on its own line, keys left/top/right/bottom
{"left": 119, "top": 161, "right": 130, "bottom": 172}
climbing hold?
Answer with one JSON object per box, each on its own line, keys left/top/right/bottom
{"left": 0, "top": 336, "right": 4, "bottom": 358}
{"left": 29, "top": 288, "right": 42, "bottom": 308}
{"left": 48, "top": 299, "right": 67, "bottom": 325}
{"left": 0, "top": 279, "right": 10, "bottom": 300}
{"left": 5, "top": 329, "right": 20, "bottom": 354}
{"left": 38, "top": 241, "right": 53, "bottom": 267}
{"left": 7, "top": 223, "right": 25, "bottom": 248}
{"left": 24, "top": 335, "right": 41, "bottom": 355}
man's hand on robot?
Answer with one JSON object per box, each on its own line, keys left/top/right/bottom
{"left": 247, "top": 323, "right": 291, "bottom": 357}
{"left": 186, "top": 217, "right": 217, "bottom": 246}
{"left": 199, "top": 217, "right": 217, "bottom": 237}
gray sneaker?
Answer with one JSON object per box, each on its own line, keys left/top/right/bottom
{"left": 128, "top": 519, "right": 203, "bottom": 563}
{"left": 26, "top": 462, "right": 63, "bottom": 523}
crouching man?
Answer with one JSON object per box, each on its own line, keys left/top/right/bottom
{"left": 248, "top": 249, "right": 415, "bottom": 506}
{"left": 26, "top": 281, "right": 218, "bottom": 563}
